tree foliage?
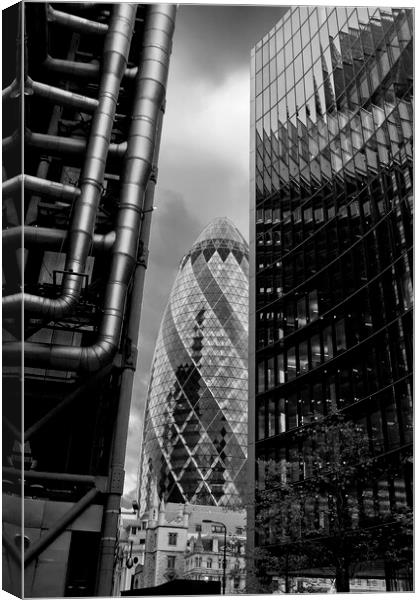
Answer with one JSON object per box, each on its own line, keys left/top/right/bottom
{"left": 253, "top": 412, "right": 412, "bottom": 592}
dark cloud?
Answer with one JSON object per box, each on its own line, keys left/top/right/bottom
{"left": 173, "top": 5, "right": 289, "bottom": 85}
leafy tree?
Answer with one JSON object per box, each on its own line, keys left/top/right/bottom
{"left": 253, "top": 412, "right": 412, "bottom": 593}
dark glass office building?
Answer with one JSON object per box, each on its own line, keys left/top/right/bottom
{"left": 249, "top": 5, "right": 413, "bottom": 581}
{"left": 140, "top": 218, "right": 249, "bottom": 511}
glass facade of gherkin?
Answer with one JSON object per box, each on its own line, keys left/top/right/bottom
{"left": 249, "top": 5, "right": 413, "bottom": 565}
{"left": 140, "top": 218, "right": 248, "bottom": 510}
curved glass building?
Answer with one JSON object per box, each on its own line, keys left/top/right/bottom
{"left": 140, "top": 218, "right": 249, "bottom": 510}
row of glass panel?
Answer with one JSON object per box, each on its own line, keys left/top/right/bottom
{"left": 256, "top": 197, "right": 412, "bottom": 289}
{"left": 257, "top": 306, "right": 411, "bottom": 394}
{"left": 257, "top": 319, "right": 346, "bottom": 392}
{"left": 256, "top": 98, "right": 413, "bottom": 171}
{"left": 256, "top": 197, "right": 381, "bottom": 253}
{"left": 256, "top": 138, "right": 411, "bottom": 206}
{"left": 257, "top": 272, "right": 411, "bottom": 367}
{"left": 254, "top": 7, "right": 402, "bottom": 68}
{"left": 257, "top": 249, "right": 408, "bottom": 323}
{"left": 255, "top": 50, "right": 412, "bottom": 136}
{"left": 255, "top": 97, "right": 413, "bottom": 181}
{"left": 256, "top": 471, "right": 410, "bottom": 546}
{"left": 257, "top": 267, "right": 412, "bottom": 353}
{"left": 256, "top": 221, "right": 410, "bottom": 294}
{"left": 256, "top": 208, "right": 412, "bottom": 307}
{"left": 254, "top": 10, "right": 410, "bottom": 107}
{"left": 255, "top": 42, "right": 406, "bottom": 128}
{"left": 256, "top": 364, "right": 412, "bottom": 444}
{"left": 255, "top": 156, "right": 411, "bottom": 215}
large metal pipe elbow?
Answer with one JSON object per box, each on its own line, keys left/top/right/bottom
{"left": 3, "top": 288, "right": 80, "bottom": 319}
{"left": 79, "top": 338, "right": 118, "bottom": 372}
{"left": 3, "top": 335, "right": 118, "bottom": 373}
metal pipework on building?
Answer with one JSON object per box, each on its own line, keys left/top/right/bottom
{"left": 47, "top": 5, "right": 109, "bottom": 36}
{"left": 2, "top": 3, "right": 176, "bottom": 597}
{"left": 3, "top": 4, "right": 136, "bottom": 320}
{"left": 3, "top": 4, "right": 176, "bottom": 373}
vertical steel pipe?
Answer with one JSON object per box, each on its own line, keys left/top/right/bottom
{"left": 95, "top": 104, "right": 166, "bottom": 597}
{"left": 95, "top": 8, "right": 176, "bottom": 592}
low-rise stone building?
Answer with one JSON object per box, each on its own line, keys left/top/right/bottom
{"left": 131, "top": 491, "right": 246, "bottom": 593}
{"left": 184, "top": 527, "right": 246, "bottom": 593}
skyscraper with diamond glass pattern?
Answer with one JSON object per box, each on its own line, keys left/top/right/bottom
{"left": 140, "top": 218, "right": 248, "bottom": 511}
{"left": 249, "top": 6, "right": 413, "bottom": 585}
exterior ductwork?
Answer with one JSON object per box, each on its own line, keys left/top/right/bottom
{"left": 3, "top": 226, "right": 115, "bottom": 254}
{"left": 23, "top": 130, "right": 127, "bottom": 159}
{"left": 2, "top": 4, "right": 136, "bottom": 319}
{"left": 4, "top": 4, "right": 176, "bottom": 372}
{"left": 2, "top": 4, "right": 177, "bottom": 596}
{"left": 3, "top": 174, "right": 114, "bottom": 253}
{"left": 2, "top": 3, "right": 25, "bottom": 101}
{"left": 48, "top": 5, "right": 109, "bottom": 35}
{"left": 3, "top": 173, "right": 80, "bottom": 202}
{"left": 31, "top": 80, "right": 98, "bottom": 112}
{"left": 43, "top": 55, "right": 138, "bottom": 81}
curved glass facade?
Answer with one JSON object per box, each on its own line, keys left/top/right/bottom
{"left": 140, "top": 218, "right": 249, "bottom": 510}
{"left": 250, "top": 6, "right": 413, "bottom": 548}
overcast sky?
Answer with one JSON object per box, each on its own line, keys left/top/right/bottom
{"left": 123, "top": 4, "right": 288, "bottom": 505}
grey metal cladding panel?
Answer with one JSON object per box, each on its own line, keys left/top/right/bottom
{"left": 4, "top": 496, "right": 42, "bottom": 527}
{"left": 42, "top": 501, "right": 103, "bottom": 531}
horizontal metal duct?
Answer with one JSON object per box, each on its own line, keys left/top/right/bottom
{"left": 48, "top": 5, "right": 108, "bottom": 35}
{"left": 31, "top": 80, "right": 98, "bottom": 112}
{"left": 43, "top": 55, "right": 137, "bottom": 80}
{"left": 24, "top": 130, "right": 127, "bottom": 159}
{"left": 3, "top": 173, "right": 80, "bottom": 202}
{"left": 3, "top": 225, "right": 115, "bottom": 254}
